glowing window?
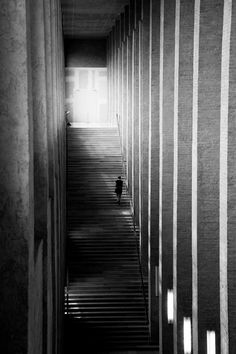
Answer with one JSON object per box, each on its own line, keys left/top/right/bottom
{"left": 183, "top": 317, "right": 192, "bottom": 354}
{"left": 207, "top": 331, "right": 216, "bottom": 354}
{"left": 167, "top": 289, "right": 174, "bottom": 323}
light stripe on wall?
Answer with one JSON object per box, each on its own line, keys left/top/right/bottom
{"left": 121, "top": 44, "right": 124, "bottom": 155}
{"left": 116, "top": 38, "right": 119, "bottom": 119}
{"left": 192, "top": 0, "right": 200, "bottom": 353}
{"left": 148, "top": 0, "right": 152, "bottom": 326}
{"left": 132, "top": 31, "right": 135, "bottom": 201}
{"left": 220, "top": 1, "right": 232, "bottom": 353}
{"left": 159, "top": 0, "right": 164, "bottom": 352}
{"left": 126, "top": 39, "right": 129, "bottom": 184}
{"left": 114, "top": 35, "right": 117, "bottom": 122}
{"left": 148, "top": 0, "right": 153, "bottom": 244}
{"left": 117, "top": 46, "right": 120, "bottom": 122}
{"left": 139, "top": 21, "right": 142, "bottom": 233}
{"left": 173, "top": 1, "right": 180, "bottom": 353}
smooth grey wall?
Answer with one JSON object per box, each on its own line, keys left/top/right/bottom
{"left": 65, "top": 38, "right": 107, "bottom": 67}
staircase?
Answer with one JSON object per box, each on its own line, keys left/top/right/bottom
{"left": 64, "top": 127, "right": 158, "bottom": 353}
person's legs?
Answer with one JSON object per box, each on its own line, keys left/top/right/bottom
{"left": 117, "top": 192, "right": 121, "bottom": 204}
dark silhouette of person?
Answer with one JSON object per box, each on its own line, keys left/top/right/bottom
{"left": 115, "top": 176, "right": 123, "bottom": 204}
{"left": 65, "top": 110, "right": 71, "bottom": 126}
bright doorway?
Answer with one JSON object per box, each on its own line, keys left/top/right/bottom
{"left": 65, "top": 68, "right": 109, "bottom": 127}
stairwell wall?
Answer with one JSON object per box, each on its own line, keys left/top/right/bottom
{"left": 0, "top": 1, "right": 66, "bottom": 353}
{"left": 108, "top": 0, "right": 236, "bottom": 353}
{"left": 107, "top": 0, "right": 159, "bottom": 342}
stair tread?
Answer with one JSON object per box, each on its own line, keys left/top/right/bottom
{"left": 65, "top": 127, "right": 158, "bottom": 352}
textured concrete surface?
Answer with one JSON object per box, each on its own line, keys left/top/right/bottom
{"left": 133, "top": 24, "right": 140, "bottom": 225}
{"left": 147, "top": 0, "right": 160, "bottom": 341}
{"left": 127, "top": 34, "right": 133, "bottom": 198}
{"left": 161, "top": 0, "right": 175, "bottom": 352}
{"left": 228, "top": 2, "right": 236, "bottom": 352}
{"left": 175, "top": 1, "right": 194, "bottom": 353}
{"left": 0, "top": 1, "right": 32, "bottom": 353}
{"left": 108, "top": 0, "right": 159, "bottom": 343}
{"left": 121, "top": 39, "right": 128, "bottom": 159}
{"left": 140, "top": 0, "right": 150, "bottom": 276}
{"left": 29, "top": 1, "right": 48, "bottom": 350}
{"left": 0, "top": 0, "right": 66, "bottom": 353}
{"left": 197, "top": 1, "right": 223, "bottom": 352}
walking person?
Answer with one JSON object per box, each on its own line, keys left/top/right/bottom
{"left": 115, "top": 176, "right": 123, "bottom": 205}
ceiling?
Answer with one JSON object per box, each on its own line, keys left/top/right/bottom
{"left": 61, "top": 0, "right": 129, "bottom": 38}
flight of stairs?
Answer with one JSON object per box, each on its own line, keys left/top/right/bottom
{"left": 64, "top": 127, "right": 158, "bottom": 353}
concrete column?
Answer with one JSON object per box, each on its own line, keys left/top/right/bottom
{"left": 127, "top": 2, "right": 134, "bottom": 197}
{"left": 133, "top": 23, "right": 140, "bottom": 224}
{"left": 160, "top": 0, "right": 175, "bottom": 352}
{"left": 120, "top": 13, "right": 125, "bottom": 155}
{"left": 228, "top": 2, "right": 236, "bottom": 352}
{"left": 127, "top": 34, "right": 133, "bottom": 192}
{"left": 124, "top": 6, "right": 130, "bottom": 179}
{"left": 43, "top": 1, "right": 55, "bottom": 352}
{"left": 44, "top": 0, "right": 55, "bottom": 200}
{"left": 138, "top": 20, "right": 142, "bottom": 231}
{"left": 108, "top": 32, "right": 113, "bottom": 124}
{"left": 0, "top": 1, "right": 33, "bottom": 353}
{"left": 130, "top": 0, "right": 142, "bottom": 225}
{"left": 148, "top": 0, "right": 160, "bottom": 343}
{"left": 110, "top": 33, "right": 114, "bottom": 126}
{"left": 29, "top": 0, "right": 49, "bottom": 351}
{"left": 122, "top": 13, "right": 128, "bottom": 167}
{"left": 57, "top": 4, "right": 66, "bottom": 353}
{"left": 195, "top": 1, "right": 223, "bottom": 352}
{"left": 48, "top": 1, "right": 65, "bottom": 353}
{"left": 115, "top": 20, "right": 120, "bottom": 125}
{"left": 114, "top": 25, "right": 118, "bottom": 124}
{"left": 0, "top": 0, "right": 65, "bottom": 353}
{"left": 117, "top": 19, "right": 122, "bottom": 133}
{"left": 50, "top": 1, "right": 60, "bottom": 351}
{"left": 110, "top": 35, "right": 113, "bottom": 125}
{"left": 111, "top": 30, "right": 115, "bottom": 125}
{"left": 107, "top": 37, "right": 111, "bottom": 123}
{"left": 134, "top": 0, "right": 142, "bottom": 30}
{"left": 140, "top": 0, "right": 150, "bottom": 274}
{"left": 113, "top": 29, "right": 116, "bottom": 126}
{"left": 131, "top": 23, "right": 135, "bottom": 204}
{"left": 174, "top": 1, "right": 194, "bottom": 353}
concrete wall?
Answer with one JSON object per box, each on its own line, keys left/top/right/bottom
{"left": 107, "top": 0, "right": 159, "bottom": 342}
{"left": 0, "top": 0, "right": 66, "bottom": 353}
{"left": 65, "top": 38, "right": 107, "bottom": 67}
{"left": 108, "top": 0, "right": 236, "bottom": 353}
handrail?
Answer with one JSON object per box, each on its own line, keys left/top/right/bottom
{"left": 116, "top": 114, "right": 150, "bottom": 330}
{"left": 133, "top": 223, "right": 149, "bottom": 327}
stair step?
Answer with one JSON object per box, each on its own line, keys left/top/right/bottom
{"left": 65, "top": 127, "right": 158, "bottom": 352}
